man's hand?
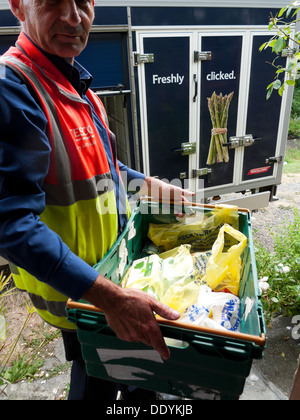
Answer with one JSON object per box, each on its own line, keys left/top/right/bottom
{"left": 83, "top": 275, "right": 180, "bottom": 360}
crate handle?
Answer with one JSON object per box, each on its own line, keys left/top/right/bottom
{"left": 157, "top": 318, "right": 266, "bottom": 347}
{"left": 67, "top": 299, "right": 102, "bottom": 313}
{"left": 67, "top": 299, "right": 266, "bottom": 348}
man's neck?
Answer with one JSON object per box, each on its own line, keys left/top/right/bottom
{"left": 22, "top": 33, "right": 93, "bottom": 96}
{"left": 62, "top": 56, "right": 74, "bottom": 65}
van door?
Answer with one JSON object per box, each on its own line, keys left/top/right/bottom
{"left": 135, "top": 32, "right": 193, "bottom": 188}
{"left": 196, "top": 33, "right": 244, "bottom": 193}
{"left": 241, "top": 34, "right": 287, "bottom": 184}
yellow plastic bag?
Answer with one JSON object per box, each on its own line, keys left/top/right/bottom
{"left": 122, "top": 221, "right": 246, "bottom": 313}
{"left": 160, "top": 275, "right": 201, "bottom": 314}
{"left": 200, "top": 224, "right": 247, "bottom": 296}
{"left": 147, "top": 205, "right": 239, "bottom": 252}
{"left": 156, "top": 246, "right": 209, "bottom": 313}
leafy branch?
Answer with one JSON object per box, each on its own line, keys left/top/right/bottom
{"left": 260, "top": 2, "right": 300, "bottom": 98}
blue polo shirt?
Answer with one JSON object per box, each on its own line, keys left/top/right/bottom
{"left": 0, "top": 39, "right": 145, "bottom": 301}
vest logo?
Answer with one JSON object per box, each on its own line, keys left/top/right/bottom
{"left": 70, "top": 126, "right": 96, "bottom": 150}
{"left": 70, "top": 125, "right": 95, "bottom": 141}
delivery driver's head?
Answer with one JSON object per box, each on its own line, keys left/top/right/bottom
{"left": 9, "top": 0, "right": 95, "bottom": 63}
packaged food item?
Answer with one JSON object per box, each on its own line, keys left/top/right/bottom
{"left": 180, "top": 285, "right": 241, "bottom": 332}
{"left": 142, "top": 242, "right": 164, "bottom": 256}
{"left": 122, "top": 245, "right": 196, "bottom": 307}
{"left": 123, "top": 254, "right": 163, "bottom": 299}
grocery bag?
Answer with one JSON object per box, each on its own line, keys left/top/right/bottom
{"left": 147, "top": 205, "right": 239, "bottom": 252}
{"left": 122, "top": 245, "right": 196, "bottom": 308}
{"left": 199, "top": 224, "right": 247, "bottom": 296}
{"left": 180, "top": 285, "right": 241, "bottom": 331}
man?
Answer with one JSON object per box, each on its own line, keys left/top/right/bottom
{"left": 0, "top": 0, "right": 192, "bottom": 399}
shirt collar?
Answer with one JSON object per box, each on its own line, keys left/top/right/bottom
{"left": 23, "top": 34, "right": 93, "bottom": 96}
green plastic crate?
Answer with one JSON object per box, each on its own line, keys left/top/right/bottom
{"left": 67, "top": 199, "right": 266, "bottom": 400}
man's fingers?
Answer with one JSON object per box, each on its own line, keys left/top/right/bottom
{"left": 140, "top": 311, "right": 171, "bottom": 360}
{"left": 147, "top": 301, "right": 180, "bottom": 360}
{"left": 103, "top": 288, "right": 181, "bottom": 360}
{"left": 149, "top": 331, "right": 170, "bottom": 361}
{"left": 151, "top": 300, "right": 180, "bottom": 321}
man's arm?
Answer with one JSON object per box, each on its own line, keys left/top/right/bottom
{"left": 0, "top": 70, "right": 99, "bottom": 300}
{"left": 0, "top": 72, "right": 180, "bottom": 359}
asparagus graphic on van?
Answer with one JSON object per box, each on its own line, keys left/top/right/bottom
{"left": 206, "top": 91, "right": 234, "bottom": 165}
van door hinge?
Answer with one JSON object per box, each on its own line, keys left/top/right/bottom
{"left": 134, "top": 52, "right": 155, "bottom": 66}
{"left": 194, "top": 51, "right": 212, "bottom": 62}
{"left": 265, "top": 155, "right": 283, "bottom": 164}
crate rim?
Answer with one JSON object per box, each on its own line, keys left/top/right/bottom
{"left": 66, "top": 299, "right": 266, "bottom": 348}
{"left": 138, "top": 197, "right": 251, "bottom": 214}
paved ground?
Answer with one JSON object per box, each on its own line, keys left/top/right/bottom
{"left": 242, "top": 316, "right": 299, "bottom": 400}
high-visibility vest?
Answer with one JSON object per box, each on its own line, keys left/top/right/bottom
{"left": 1, "top": 32, "right": 130, "bottom": 330}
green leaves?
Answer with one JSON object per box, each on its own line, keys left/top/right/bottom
{"left": 259, "top": 37, "right": 286, "bottom": 54}
{"left": 255, "top": 208, "right": 300, "bottom": 324}
{"left": 278, "top": 6, "right": 287, "bottom": 17}
{"left": 274, "top": 37, "right": 286, "bottom": 54}
{"left": 260, "top": 2, "right": 300, "bottom": 99}
{"left": 278, "top": 3, "right": 299, "bottom": 18}
{"left": 266, "top": 79, "right": 285, "bottom": 100}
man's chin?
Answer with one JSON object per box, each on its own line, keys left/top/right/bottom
{"left": 53, "top": 44, "right": 85, "bottom": 60}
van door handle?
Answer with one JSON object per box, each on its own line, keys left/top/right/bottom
{"left": 193, "top": 74, "right": 198, "bottom": 102}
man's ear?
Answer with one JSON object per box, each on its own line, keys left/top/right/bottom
{"left": 9, "top": 0, "right": 25, "bottom": 22}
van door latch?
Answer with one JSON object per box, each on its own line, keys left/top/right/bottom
{"left": 192, "top": 168, "right": 212, "bottom": 183}
{"left": 223, "top": 134, "right": 262, "bottom": 149}
{"left": 265, "top": 156, "right": 283, "bottom": 164}
{"left": 134, "top": 52, "right": 155, "bottom": 65}
{"left": 173, "top": 142, "right": 196, "bottom": 156}
{"left": 194, "top": 51, "right": 212, "bottom": 62}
